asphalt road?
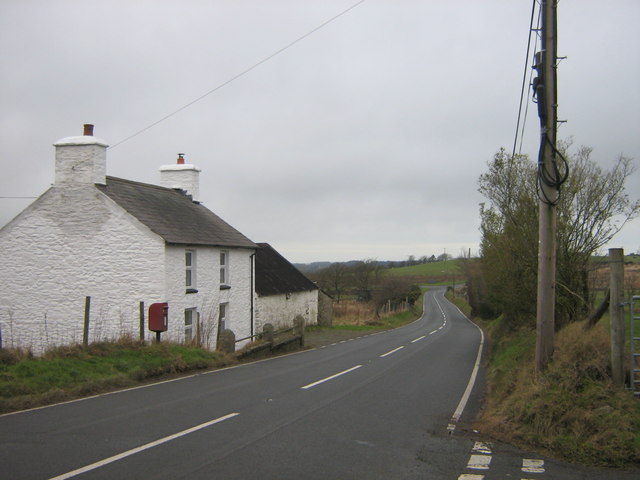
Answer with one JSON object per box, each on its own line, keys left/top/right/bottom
{"left": 1, "top": 288, "right": 637, "bottom": 479}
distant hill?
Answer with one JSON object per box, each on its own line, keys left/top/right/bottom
{"left": 293, "top": 262, "right": 332, "bottom": 274}
{"left": 294, "top": 259, "right": 430, "bottom": 274}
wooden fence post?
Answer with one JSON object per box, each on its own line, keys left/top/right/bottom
{"left": 83, "top": 296, "right": 91, "bottom": 347}
{"left": 139, "top": 301, "right": 145, "bottom": 341}
{"left": 609, "top": 248, "right": 625, "bottom": 387}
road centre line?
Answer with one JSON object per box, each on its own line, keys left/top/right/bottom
{"left": 301, "top": 365, "right": 362, "bottom": 390}
{"left": 411, "top": 335, "right": 426, "bottom": 343}
{"left": 379, "top": 346, "right": 405, "bottom": 358}
{"left": 48, "top": 413, "right": 240, "bottom": 480}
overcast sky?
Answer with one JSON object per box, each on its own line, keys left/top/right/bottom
{"left": 1, "top": 0, "right": 638, "bottom": 263}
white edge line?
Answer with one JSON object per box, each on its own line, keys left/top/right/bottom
{"left": 448, "top": 308, "right": 485, "bottom": 432}
{"left": 48, "top": 412, "right": 240, "bottom": 480}
{"left": 379, "top": 346, "right": 405, "bottom": 358}
{"left": 301, "top": 365, "right": 362, "bottom": 390}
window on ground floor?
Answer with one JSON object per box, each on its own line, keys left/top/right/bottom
{"left": 185, "top": 308, "right": 197, "bottom": 343}
{"left": 219, "top": 303, "right": 228, "bottom": 332}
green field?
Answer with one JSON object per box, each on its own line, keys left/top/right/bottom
{"left": 384, "top": 259, "right": 464, "bottom": 284}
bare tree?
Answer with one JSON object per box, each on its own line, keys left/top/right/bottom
{"left": 477, "top": 145, "right": 639, "bottom": 328}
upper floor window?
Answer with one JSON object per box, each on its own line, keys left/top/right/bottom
{"left": 220, "top": 250, "right": 229, "bottom": 285}
{"left": 186, "top": 250, "right": 196, "bottom": 291}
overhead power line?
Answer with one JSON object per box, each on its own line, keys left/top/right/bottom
{"left": 511, "top": 0, "right": 539, "bottom": 160}
{"left": 109, "top": 0, "right": 367, "bottom": 150}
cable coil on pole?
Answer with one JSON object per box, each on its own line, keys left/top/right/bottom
{"left": 531, "top": 25, "right": 568, "bottom": 206}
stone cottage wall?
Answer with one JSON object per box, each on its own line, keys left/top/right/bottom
{"left": 255, "top": 290, "right": 318, "bottom": 333}
{"left": 162, "top": 246, "right": 254, "bottom": 350}
{"left": 0, "top": 186, "right": 165, "bottom": 353}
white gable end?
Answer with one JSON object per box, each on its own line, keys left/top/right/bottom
{"left": 0, "top": 185, "right": 165, "bottom": 352}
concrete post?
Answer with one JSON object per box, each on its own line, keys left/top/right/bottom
{"left": 262, "top": 323, "right": 274, "bottom": 344}
{"left": 294, "top": 315, "right": 305, "bottom": 347}
{"left": 218, "top": 329, "right": 236, "bottom": 354}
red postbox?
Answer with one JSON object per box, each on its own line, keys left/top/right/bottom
{"left": 148, "top": 302, "right": 168, "bottom": 332}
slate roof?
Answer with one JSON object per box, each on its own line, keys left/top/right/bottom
{"left": 97, "top": 176, "right": 257, "bottom": 248}
{"left": 255, "top": 243, "right": 318, "bottom": 296}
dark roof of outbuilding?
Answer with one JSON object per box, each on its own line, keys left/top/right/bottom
{"left": 255, "top": 243, "right": 318, "bottom": 296}
{"left": 97, "top": 176, "right": 256, "bottom": 248}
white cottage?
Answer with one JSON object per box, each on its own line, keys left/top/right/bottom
{"left": 0, "top": 125, "right": 257, "bottom": 353}
{"left": 254, "top": 243, "right": 319, "bottom": 331}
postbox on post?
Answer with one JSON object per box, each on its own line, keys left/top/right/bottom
{"left": 149, "top": 302, "right": 168, "bottom": 342}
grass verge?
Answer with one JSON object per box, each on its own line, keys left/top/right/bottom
{"left": 474, "top": 314, "right": 640, "bottom": 468}
{"left": 0, "top": 338, "right": 235, "bottom": 415}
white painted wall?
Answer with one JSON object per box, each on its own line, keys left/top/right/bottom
{"left": 0, "top": 186, "right": 257, "bottom": 353}
{"left": 161, "top": 246, "right": 254, "bottom": 349}
{"left": 0, "top": 185, "right": 165, "bottom": 353}
{"left": 0, "top": 130, "right": 256, "bottom": 354}
{"left": 255, "top": 290, "right": 318, "bottom": 333}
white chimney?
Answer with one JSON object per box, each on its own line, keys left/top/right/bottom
{"left": 159, "top": 154, "right": 201, "bottom": 202}
{"left": 54, "top": 124, "right": 108, "bottom": 186}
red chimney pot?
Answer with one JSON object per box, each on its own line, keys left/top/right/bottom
{"left": 83, "top": 124, "right": 94, "bottom": 136}
{"left": 177, "top": 153, "right": 185, "bottom": 165}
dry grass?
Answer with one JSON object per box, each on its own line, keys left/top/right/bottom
{"left": 332, "top": 300, "right": 378, "bottom": 325}
{"left": 477, "top": 319, "right": 640, "bottom": 467}
{"left": 332, "top": 299, "right": 415, "bottom": 326}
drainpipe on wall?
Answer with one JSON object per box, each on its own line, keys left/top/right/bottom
{"left": 250, "top": 252, "right": 255, "bottom": 338}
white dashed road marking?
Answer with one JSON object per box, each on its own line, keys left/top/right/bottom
{"left": 300, "top": 365, "right": 362, "bottom": 390}
{"left": 379, "top": 346, "right": 404, "bottom": 358}
{"left": 471, "top": 441, "right": 492, "bottom": 454}
{"left": 522, "top": 458, "right": 545, "bottom": 473}
{"left": 467, "top": 454, "right": 492, "bottom": 470}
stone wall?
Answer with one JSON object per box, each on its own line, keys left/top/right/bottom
{"left": 254, "top": 289, "right": 318, "bottom": 333}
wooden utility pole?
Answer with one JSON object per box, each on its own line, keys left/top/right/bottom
{"left": 609, "top": 248, "right": 625, "bottom": 386}
{"left": 535, "top": 0, "right": 559, "bottom": 373}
